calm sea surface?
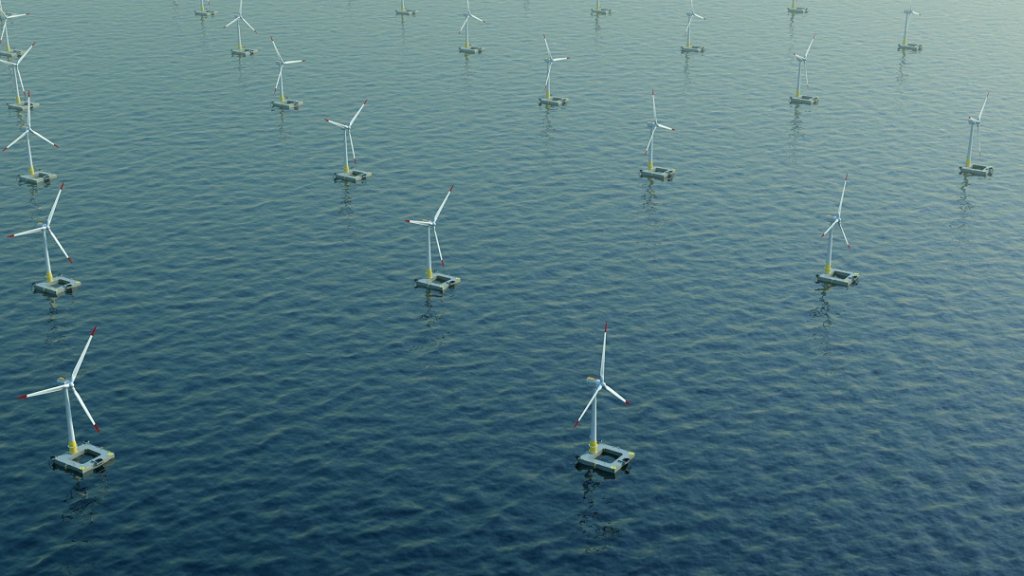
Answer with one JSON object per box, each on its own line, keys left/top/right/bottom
{"left": 2, "top": 0, "right": 1023, "bottom": 574}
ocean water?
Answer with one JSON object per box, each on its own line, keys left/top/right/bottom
{"left": 1, "top": 0, "right": 1023, "bottom": 573}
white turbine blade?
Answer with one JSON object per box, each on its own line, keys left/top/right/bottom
{"left": 471, "top": 13, "right": 485, "bottom": 23}
{"left": 837, "top": 177, "right": 848, "bottom": 217}
{"left": 224, "top": 15, "right": 240, "bottom": 28}
{"left": 325, "top": 119, "right": 349, "bottom": 129}
{"left": 805, "top": 34, "right": 815, "bottom": 58}
{"left": 239, "top": 15, "right": 255, "bottom": 32}
{"left": 48, "top": 229, "right": 71, "bottom": 262}
{"left": 821, "top": 218, "right": 838, "bottom": 238}
{"left": 838, "top": 223, "right": 851, "bottom": 248}
{"left": 274, "top": 68, "right": 283, "bottom": 94}
{"left": 405, "top": 219, "right": 431, "bottom": 226}
{"left": 270, "top": 37, "right": 283, "bottom": 61}
{"left": 46, "top": 183, "right": 64, "bottom": 225}
{"left": 657, "top": 123, "right": 675, "bottom": 132}
{"left": 29, "top": 129, "right": 58, "bottom": 148}
{"left": 544, "top": 34, "right": 553, "bottom": 60}
{"left": 977, "top": 92, "right": 989, "bottom": 122}
{"left": 3, "top": 129, "right": 28, "bottom": 150}
{"left": 18, "top": 383, "right": 66, "bottom": 399}
{"left": 650, "top": 89, "right": 658, "bottom": 123}
{"left": 459, "top": 15, "right": 470, "bottom": 33}
{"left": 544, "top": 65, "right": 552, "bottom": 89}
{"left": 551, "top": 57, "right": 569, "bottom": 63}
{"left": 690, "top": 0, "right": 696, "bottom": 10}
{"left": 693, "top": 13, "right": 704, "bottom": 20}
{"left": 602, "top": 382, "right": 630, "bottom": 406}
{"left": 574, "top": 387, "right": 601, "bottom": 427}
{"left": 15, "top": 41, "right": 32, "bottom": 64}
{"left": 283, "top": 59, "right": 304, "bottom": 65}
{"left": 433, "top": 227, "right": 444, "bottom": 267}
{"left": 644, "top": 126, "right": 656, "bottom": 153}
{"left": 433, "top": 186, "right": 453, "bottom": 223}
{"left": 7, "top": 225, "right": 44, "bottom": 238}
{"left": 348, "top": 130, "right": 357, "bottom": 160}
{"left": 71, "top": 327, "right": 96, "bottom": 383}
{"left": 349, "top": 99, "right": 367, "bottom": 126}
{"left": 72, "top": 387, "right": 100, "bottom": 433}
{"left": 599, "top": 322, "right": 607, "bottom": 382}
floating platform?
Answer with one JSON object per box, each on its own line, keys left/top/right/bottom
{"left": 195, "top": 8, "right": 216, "bottom": 16}
{"left": 7, "top": 101, "right": 38, "bottom": 112}
{"left": 415, "top": 273, "right": 461, "bottom": 293}
{"left": 790, "top": 95, "right": 819, "bottom": 105}
{"left": 231, "top": 47, "right": 258, "bottom": 57}
{"left": 787, "top": 7, "right": 808, "bottom": 14}
{"left": 591, "top": 8, "right": 611, "bottom": 15}
{"left": 816, "top": 269, "right": 860, "bottom": 287}
{"left": 0, "top": 48, "right": 24, "bottom": 60}
{"left": 459, "top": 46, "right": 483, "bottom": 54}
{"left": 51, "top": 442, "right": 115, "bottom": 477}
{"left": 577, "top": 443, "right": 634, "bottom": 475}
{"left": 539, "top": 96, "right": 568, "bottom": 106}
{"left": 959, "top": 164, "right": 993, "bottom": 177}
{"left": 19, "top": 170, "right": 58, "bottom": 186}
{"left": 334, "top": 169, "right": 372, "bottom": 183}
{"left": 396, "top": 9, "right": 416, "bottom": 15}
{"left": 681, "top": 45, "right": 704, "bottom": 53}
{"left": 272, "top": 99, "right": 302, "bottom": 110}
{"left": 33, "top": 276, "right": 81, "bottom": 297}
{"left": 897, "top": 42, "right": 922, "bottom": 52}
{"left": 640, "top": 166, "right": 675, "bottom": 181}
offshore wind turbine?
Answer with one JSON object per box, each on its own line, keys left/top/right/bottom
{"left": 270, "top": 36, "right": 304, "bottom": 110}
{"left": 681, "top": 0, "right": 705, "bottom": 53}
{"left": 539, "top": 34, "right": 569, "bottom": 106}
{"left": 640, "top": 89, "right": 676, "bottom": 181}
{"left": 959, "top": 92, "right": 993, "bottom": 176}
{"left": 396, "top": 0, "right": 416, "bottom": 16}
{"left": 225, "top": 0, "right": 258, "bottom": 56}
{"left": 7, "top": 182, "right": 79, "bottom": 295}
{"left": 897, "top": 3, "right": 922, "bottom": 51}
{"left": 574, "top": 323, "right": 635, "bottom": 475}
{"left": 815, "top": 175, "right": 860, "bottom": 286}
{"left": 0, "top": 0, "right": 28, "bottom": 59}
{"left": 790, "top": 34, "right": 818, "bottom": 105}
{"left": 195, "top": 0, "right": 217, "bottom": 17}
{"left": 787, "top": 0, "right": 808, "bottom": 15}
{"left": 2, "top": 90, "right": 58, "bottom": 185}
{"left": 404, "top": 186, "right": 461, "bottom": 292}
{"left": 325, "top": 99, "right": 371, "bottom": 183}
{"left": 458, "top": 0, "right": 486, "bottom": 54}
{"left": 591, "top": 0, "right": 611, "bottom": 16}
{"left": 18, "top": 326, "right": 116, "bottom": 475}
{"left": 1, "top": 39, "right": 35, "bottom": 111}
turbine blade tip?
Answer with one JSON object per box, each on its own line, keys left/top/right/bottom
{"left": 6, "top": 234, "right": 13, "bottom": 238}
{"left": 17, "top": 394, "right": 27, "bottom": 399}
{"left": 573, "top": 420, "right": 580, "bottom": 428}
{"left": 604, "top": 322, "right": 608, "bottom": 332}
{"left": 624, "top": 400, "right": 632, "bottom": 406}
{"left": 90, "top": 326, "right": 97, "bottom": 336}
{"left": 67, "top": 257, "right": 73, "bottom": 263}
{"left": 93, "top": 424, "right": 101, "bottom": 433}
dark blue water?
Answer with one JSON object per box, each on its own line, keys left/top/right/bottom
{"left": 2, "top": 0, "right": 1023, "bottom": 573}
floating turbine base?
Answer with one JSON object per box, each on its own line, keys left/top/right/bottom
{"left": 33, "top": 276, "right": 81, "bottom": 297}
{"left": 459, "top": 46, "right": 483, "bottom": 54}
{"left": 231, "top": 48, "right": 258, "bottom": 57}
{"left": 195, "top": 9, "right": 217, "bottom": 16}
{"left": 640, "top": 166, "right": 676, "bottom": 181}
{"left": 577, "top": 443, "right": 634, "bottom": 475}
{"left": 51, "top": 442, "right": 115, "bottom": 477}
{"left": 816, "top": 269, "right": 860, "bottom": 287}
{"left": 539, "top": 96, "right": 569, "bottom": 106}
{"left": 681, "top": 45, "right": 704, "bottom": 53}
{"left": 415, "top": 273, "right": 461, "bottom": 293}
{"left": 396, "top": 9, "right": 416, "bottom": 15}
{"left": 272, "top": 99, "right": 303, "bottom": 110}
{"left": 897, "top": 42, "right": 922, "bottom": 52}
{"left": 959, "top": 164, "right": 993, "bottom": 177}
{"left": 790, "top": 95, "right": 819, "bottom": 105}
{"left": 788, "top": 7, "right": 808, "bottom": 14}
{"left": 19, "top": 171, "right": 58, "bottom": 186}
{"left": 0, "top": 48, "right": 24, "bottom": 60}
{"left": 334, "top": 169, "right": 372, "bottom": 183}
{"left": 591, "top": 8, "right": 611, "bottom": 15}
{"left": 7, "top": 101, "right": 39, "bottom": 112}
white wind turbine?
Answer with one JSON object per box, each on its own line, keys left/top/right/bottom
{"left": 539, "top": 34, "right": 569, "bottom": 106}
{"left": 3, "top": 89, "right": 59, "bottom": 185}
{"left": 0, "top": 39, "right": 34, "bottom": 110}
{"left": 790, "top": 34, "right": 818, "bottom": 105}
{"left": 270, "top": 36, "right": 304, "bottom": 110}
{"left": 18, "top": 327, "right": 102, "bottom": 458}
{"left": 681, "top": 0, "right": 705, "bottom": 53}
{"left": 641, "top": 89, "right": 676, "bottom": 181}
{"left": 405, "top": 186, "right": 461, "bottom": 292}
{"left": 0, "top": 0, "right": 28, "bottom": 59}
{"left": 787, "top": 0, "right": 808, "bottom": 15}
{"left": 7, "top": 182, "right": 73, "bottom": 286}
{"left": 816, "top": 175, "right": 859, "bottom": 286}
{"left": 591, "top": 0, "right": 611, "bottom": 16}
{"left": 396, "top": 0, "right": 416, "bottom": 16}
{"left": 574, "top": 323, "right": 634, "bottom": 474}
{"left": 898, "top": 3, "right": 921, "bottom": 51}
{"left": 458, "top": 0, "right": 486, "bottom": 54}
{"left": 959, "top": 93, "right": 993, "bottom": 176}
{"left": 196, "top": 0, "right": 217, "bottom": 17}
{"left": 225, "top": 0, "right": 258, "bottom": 56}
{"left": 325, "top": 99, "right": 371, "bottom": 182}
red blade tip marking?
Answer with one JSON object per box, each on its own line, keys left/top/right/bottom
{"left": 6, "top": 234, "right": 14, "bottom": 238}
{"left": 59, "top": 183, "right": 64, "bottom": 190}
{"left": 604, "top": 322, "right": 608, "bottom": 332}
{"left": 573, "top": 420, "right": 580, "bottom": 428}
{"left": 93, "top": 424, "right": 101, "bottom": 433}
{"left": 17, "top": 394, "right": 27, "bottom": 399}
{"left": 624, "top": 400, "right": 632, "bottom": 406}
{"left": 67, "top": 257, "right": 73, "bottom": 263}
{"left": 90, "top": 326, "right": 97, "bottom": 336}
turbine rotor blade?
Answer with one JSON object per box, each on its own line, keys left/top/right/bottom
{"left": 325, "top": 119, "right": 349, "bottom": 129}
{"left": 240, "top": 15, "right": 255, "bottom": 32}
{"left": 644, "top": 126, "right": 656, "bottom": 153}
{"left": 72, "top": 387, "right": 100, "bottom": 433}
{"left": 270, "top": 36, "right": 283, "bottom": 61}
{"left": 71, "top": 327, "right": 96, "bottom": 383}
{"left": 599, "top": 323, "right": 607, "bottom": 382}
{"left": 29, "top": 129, "right": 58, "bottom": 148}
{"left": 977, "top": 92, "right": 989, "bottom": 121}
{"left": 805, "top": 34, "right": 815, "bottom": 58}
{"left": 433, "top": 227, "right": 444, "bottom": 266}
{"left": 18, "top": 383, "right": 67, "bottom": 399}
{"left": 349, "top": 99, "right": 368, "bottom": 125}
{"left": 657, "top": 123, "right": 675, "bottom": 132}
{"left": 48, "top": 229, "right": 71, "bottom": 262}
{"left": 7, "top": 225, "right": 45, "bottom": 238}
{"left": 821, "top": 218, "right": 839, "bottom": 238}
{"left": 224, "top": 15, "right": 240, "bottom": 28}
{"left": 46, "top": 183, "right": 64, "bottom": 225}
{"left": 602, "top": 382, "right": 630, "bottom": 405}
{"left": 433, "top": 186, "right": 453, "bottom": 223}
{"left": 543, "top": 34, "right": 553, "bottom": 60}
{"left": 574, "top": 386, "right": 601, "bottom": 427}
{"left": 839, "top": 223, "right": 851, "bottom": 248}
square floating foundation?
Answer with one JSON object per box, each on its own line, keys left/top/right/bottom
{"left": 272, "top": 99, "right": 302, "bottom": 110}
{"left": 51, "top": 442, "right": 115, "bottom": 477}
{"left": 0, "top": 48, "right": 24, "bottom": 60}
{"left": 816, "top": 269, "right": 859, "bottom": 287}
{"left": 640, "top": 166, "right": 675, "bottom": 181}
{"left": 33, "top": 276, "right": 81, "bottom": 297}
{"left": 334, "top": 169, "right": 372, "bottom": 183}
{"left": 959, "top": 164, "right": 993, "bottom": 177}
{"left": 577, "top": 443, "right": 634, "bottom": 475}
{"left": 19, "top": 170, "right": 58, "bottom": 186}
{"left": 396, "top": 9, "right": 416, "bottom": 15}
{"left": 195, "top": 9, "right": 217, "bottom": 16}
{"left": 897, "top": 43, "right": 922, "bottom": 52}
{"left": 7, "top": 101, "right": 38, "bottom": 112}
{"left": 681, "top": 45, "right": 704, "bottom": 53}
{"left": 231, "top": 47, "right": 258, "bottom": 57}
{"left": 591, "top": 8, "right": 611, "bottom": 15}
{"left": 539, "top": 96, "right": 568, "bottom": 106}
{"left": 790, "top": 95, "right": 819, "bottom": 105}
{"left": 459, "top": 46, "right": 483, "bottom": 54}
{"left": 415, "top": 273, "right": 461, "bottom": 293}
{"left": 788, "top": 7, "right": 808, "bottom": 14}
